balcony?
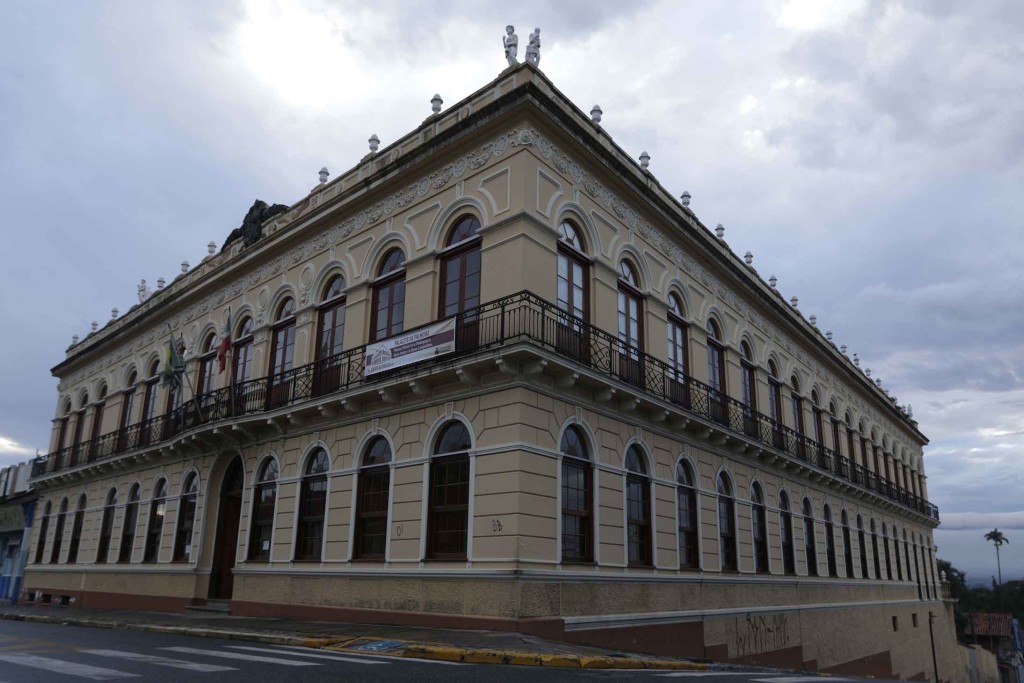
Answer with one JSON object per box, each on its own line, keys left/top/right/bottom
{"left": 33, "top": 291, "right": 939, "bottom": 524}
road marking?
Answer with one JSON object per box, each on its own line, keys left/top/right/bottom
{"left": 753, "top": 678, "right": 853, "bottom": 683}
{"left": 226, "top": 645, "right": 388, "bottom": 665}
{"left": 161, "top": 646, "right": 319, "bottom": 667}
{"left": 269, "top": 644, "right": 466, "bottom": 666}
{"left": 0, "top": 653, "right": 138, "bottom": 680}
{"left": 85, "top": 649, "right": 238, "bottom": 672}
{"left": 655, "top": 673, "right": 763, "bottom": 677}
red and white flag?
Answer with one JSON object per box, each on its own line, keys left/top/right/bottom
{"left": 217, "top": 307, "right": 232, "bottom": 374}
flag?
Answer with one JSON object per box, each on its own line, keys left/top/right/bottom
{"left": 218, "top": 307, "right": 232, "bottom": 374}
{"left": 160, "top": 335, "right": 185, "bottom": 388}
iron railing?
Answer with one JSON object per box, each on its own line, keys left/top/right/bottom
{"left": 33, "top": 291, "right": 939, "bottom": 522}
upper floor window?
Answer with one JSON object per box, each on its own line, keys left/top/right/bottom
{"left": 441, "top": 216, "right": 482, "bottom": 350}
{"left": 740, "top": 341, "right": 757, "bottom": 411}
{"left": 625, "top": 445, "right": 651, "bottom": 566}
{"left": 560, "top": 425, "right": 592, "bottom": 563}
{"left": 295, "top": 448, "right": 330, "bottom": 561}
{"left": 717, "top": 473, "right": 737, "bottom": 571}
{"left": 248, "top": 458, "right": 279, "bottom": 561}
{"left": 89, "top": 384, "right": 108, "bottom": 451}
{"left": 790, "top": 375, "right": 805, "bottom": 437}
{"left": 617, "top": 261, "right": 644, "bottom": 387}
{"left": 197, "top": 333, "right": 218, "bottom": 396}
{"left": 803, "top": 497, "right": 818, "bottom": 576}
{"left": 143, "top": 479, "right": 167, "bottom": 563}
{"left": 555, "top": 221, "right": 589, "bottom": 360}
{"left": 428, "top": 421, "right": 472, "bottom": 559}
{"left": 173, "top": 472, "right": 199, "bottom": 562}
{"left": 811, "top": 390, "right": 824, "bottom": 446}
{"left": 267, "top": 298, "right": 297, "bottom": 408}
{"left": 676, "top": 460, "right": 699, "bottom": 570}
{"left": 667, "top": 294, "right": 688, "bottom": 378}
{"left": 371, "top": 249, "right": 406, "bottom": 342}
{"left": 119, "top": 371, "right": 138, "bottom": 437}
{"left": 354, "top": 437, "right": 392, "bottom": 559}
{"left": 317, "top": 276, "right": 347, "bottom": 360}
{"left": 233, "top": 316, "right": 255, "bottom": 384}
{"left": 707, "top": 319, "right": 727, "bottom": 424}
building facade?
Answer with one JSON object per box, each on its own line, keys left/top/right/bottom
{"left": 25, "top": 63, "right": 957, "bottom": 678}
{"left": 0, "top": 460, "right": 36, "bottom": 604}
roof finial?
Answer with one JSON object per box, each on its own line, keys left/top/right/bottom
{"left": 680, "top": 190, "right": 691, "bottom": 207}
{"left": 840, "top": 344, "right": 848, "bottom": 354}
{"left": 181, "top": 260, "right": 189, "bottom": 274}
{"left": 207, "top": 241, "right": 216, "bottom": 256}
{"left": 744, "top": 251, "right": 753, "bottom": 265}
{"left": 111, "top": 307, "right": 119, "bottom": 320}
{"left": 319, "top": 167, "right": 329, "bottom": 184}
{"left": 156, "top": 277, "right": 166, "bottom": 290}
{"left": 639, "top": 151, "right": 650, "bottom": 169}
{"left": 72, "top": 334, "right": 79, "bottom": 345}
{"left": 790, "top": 296, "right": 799, "bottom": 308}
{"left": 91, "top": 321, "right": 98, "bottom": 333}
{"left": 853, "top": 353, "right": 860, "bottom": 366}
{"left": 368, "top": 134, "right": 380, "bottom": 154}
{"left": 826, "top": 330, "right": 833, "bottom": 341}
{"left": 715, "top": 223, "right": 725, "bottom": 239}
{"left": 431, "top": 94, "right": 443, "bottom": 114}
{"left": 769, "top": 275, "right": 777, "bottom": 288}
{"left": 809, "top": 314, "right": 817, "bottom": 326}
{"left": 590, "top": 105, "right": 602, "bottom": 124}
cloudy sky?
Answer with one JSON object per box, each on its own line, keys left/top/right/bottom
{"left": 1, "top": 0, "right": 1020, "bottom": 583}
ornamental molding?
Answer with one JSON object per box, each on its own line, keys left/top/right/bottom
{"left": 56, "top": 126, "right": 912, "bottom": 446}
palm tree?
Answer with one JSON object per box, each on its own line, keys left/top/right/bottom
{"left": 984, "top": 529, "right": 1009, "bottom": 584}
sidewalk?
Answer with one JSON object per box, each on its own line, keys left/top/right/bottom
{"left": 0, "top": 603, "right": 708, "bottom": 670}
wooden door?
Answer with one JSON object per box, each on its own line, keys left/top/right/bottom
{"left": 208, "top": 458, "right": 243, "bottom": 600}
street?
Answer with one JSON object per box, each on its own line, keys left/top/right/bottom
{"left": 0, "top": 620, "right": 898, "bottom": 682}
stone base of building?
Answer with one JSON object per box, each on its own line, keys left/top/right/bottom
{"left": 22, "top": 570, "right": 961, "bottom": 681}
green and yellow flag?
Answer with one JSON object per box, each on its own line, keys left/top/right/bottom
{"left": 161, "top": 334, "right": 185, "bottom": 388}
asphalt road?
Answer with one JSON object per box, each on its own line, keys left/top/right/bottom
{"left": 0, "top": 620, "right": 895, "bottom": 682}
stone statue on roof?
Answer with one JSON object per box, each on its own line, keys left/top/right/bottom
{"left": 503, "top": 25, "right": 518, "bottom": 66}
{"left": 525, "top": 28, "right": 541, "bottom": 66}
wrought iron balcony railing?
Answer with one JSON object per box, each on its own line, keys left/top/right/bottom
{"left": 33, "top": 291, "right": 939, "bottom": 522}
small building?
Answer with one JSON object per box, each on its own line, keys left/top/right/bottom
{"left": 0, "top": 461, "right": 36, "bottom": 604}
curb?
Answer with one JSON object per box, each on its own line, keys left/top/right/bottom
{"left": 396, "top": 643, "right": 707, "bottom": 669}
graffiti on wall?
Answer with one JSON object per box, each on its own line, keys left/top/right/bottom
{"left": 734, "top": 613, "right": 791, "bottom": 658}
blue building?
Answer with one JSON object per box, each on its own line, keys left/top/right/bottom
{"left": 0, "top": 461, "right": 35, "bottom": 604}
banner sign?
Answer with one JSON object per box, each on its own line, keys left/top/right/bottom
{"left": 365, "top": 318, "right": 456, "bottom": 377}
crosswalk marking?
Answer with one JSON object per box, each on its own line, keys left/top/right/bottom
{"left": 85, "top": 649, "right": 238, "bottom": 672}
{"left": 161, "top": 646, "right": 320, "bottom": 667}
{"left": 0, "top": 652, "right": 138, "bottom": 680}
{"left": 226, "top": 644, "right": 389, "bottom": 665}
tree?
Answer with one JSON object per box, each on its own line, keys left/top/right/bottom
{"left": 984, "top": 529, "right": 1009, "bottom": 585}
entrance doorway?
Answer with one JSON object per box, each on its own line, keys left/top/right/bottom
{"left": 208, "top": 457, "right": 243, "bottom": 600}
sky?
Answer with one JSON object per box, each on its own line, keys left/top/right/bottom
{"left": 0, "top": 0, "right": 1021, "bottom": 584}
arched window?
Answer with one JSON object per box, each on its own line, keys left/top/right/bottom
{"left": 54, "top": 400, "right": 71, "bottom": 456}
{"left": 440, "top": 216, "right": 482, "bottom": 349}
{"left": 893, "top": 525, "right": 904, "bottom": 581}
{"left": 811, "top": 390, "right": 825, "bottom": 463}
{"left": 248, "top": 458, "right": 279, "bottom": 561}
{"left": 791, "top": 376, "right": 806, "bottom": 458}
{"left": 295, "top": 448, "right": 330, "bottom": 561}
{"left": 317, "top": 276, "right": 347, "bottom": 359}
{"left": 119, "top": 484, "right": 141, "bottom": 563}
{"left": 751, "top": 482, "right": 769, "bottom": 574}
{"left": 882, "top": 523, "right": 893, "bottom": 580}
{"left": 50, "top": 498, "right": 68, "bottom": 564}
{"left": 428, "top": 421, "right": 472, "bottom": 559}
{"left": 354, "top": 437, "right": 393, "bottom": 559}
{"left": 717, "top": 473, "right": 737, "bottom": 571}
{"left": 555, "top": 221, "right": 589, "bottom": 362}
{"left": 803, "top": 498, "right": 818, "bottom": 576}
{"left": 118, "top": 370, "right": 138, "bottom": 451}
{"left": 96, "top": 489, "right": 117, "bottom": 564}
{"left": 857, "top": 515, "right": 868, "bottom": 579}
{"left": 70, "top": 394, "right": 88, "bottom": 465}
{"left": 197, "top": 333, "right": 218, "bottom": 396}
{"left": 740, "top": 341, "right": 758, "bottom": 436}
{"left": 139, "top": 360, "right": 160, "bottom": 447}
{"left": 88, "top": 384, "right": 108, "bottom": 459}
{"left": 233, "top": 316, "right": 255, "bottom": 386}
{"left": 173, "top": 473, "right": 199, "bottom": 562}
{"left": 767, "top": 360, "right": 783, "bottom": 435}
{"left": 676, "top": 461, "right": 699, "bottom": 569}
{"left": 625, "top": 445, "right": 651, "bottom": 566}
{"left": 823, "top": 504, "right": 837, "bottom": 577}
{"left": 779, "top": 491, "right": 795, "bottom": 574}
{"left": 829, "top": 402, "right": 842, "bottom": 458}
{"left": 870, "top": 519, "right": 882, "bottom": 579}
{"left": 34, "top": 501, "right": 51, "bottom": 564}
{"left": 560, "top": 426, "right": 592, "bottom": 563}
{"left": 267, "top": 298, "right": 297, "bottom": 408}
{"left": 841, "top": 510, "right": 854, "bottom": 578}
{"left": 846, "top": 413, "right": 859, "bottom": 476}
{"left": 143, "top": 479, "right": 167, "bottom": 563}
{"left": 706, "top": 319, "right": 727, "bottom": 424}
{"left": 617, "top": 261, "right": 645, "bottom": 387}
{"left": 371, "top": 249, "right": 406, "bottom": 342}
{"left": 67, "top": 495, "right": 87, "bottom": 564}
{"left": 667, "top": 294, "right": 690, "bottom": 405}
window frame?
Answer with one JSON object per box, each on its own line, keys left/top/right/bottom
{"left": 717, "top": 473, "right": 737, "bottom": 571}
{"left": 172, "top": 473, "right": 199, "bottom": 562}
{"left": 676, "top": 460, "right": 699, "bottom": 570}
{"left": 353, "top": 437, "right": 393, "bottom": 560}
{"left": 295, "top": 448, "right": 330, "bottom": 561}
{"left": 142, "top": 479, "right": 167, "bottom": 563}
{"left": 560, "top": 425, "right": 593, "bottom": 564}
{"left": 248, "top": 458, "right": 280, "bottom": 562}
{"left": 370, "top": 249, "right": 407, "bottom": 342}
{"left": 625, "top": 445, "right": 652, "bottom": 567}
{"left": 427, "top": 422, "right": 472, "bottom": 560}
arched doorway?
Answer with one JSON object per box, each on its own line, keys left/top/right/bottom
{"left": 208, "top": 456, "right": 243, "bottom": 600}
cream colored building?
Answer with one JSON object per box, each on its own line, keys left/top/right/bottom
{"left": 25, "top": 63, "right": 958, "bottom": 679}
